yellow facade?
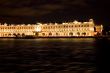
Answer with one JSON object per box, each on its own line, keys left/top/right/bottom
{"left": 0, "top": 23, "right": 36, "bottom": 37}
{"left": 0, "top": 19, "right": 103, "bottom": 37}
{"left": 37, "top": 19, "right": 101, "bottom": 37}
{"left": 94, "top": 25, "right": 103, "bottom": 35}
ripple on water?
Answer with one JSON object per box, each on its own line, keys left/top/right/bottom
{"left": 0, "top": 38, "right": 98, "bottom": 73}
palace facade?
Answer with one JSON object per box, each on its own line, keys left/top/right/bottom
{"left": 0, "top": 19, "right": 103, "bottom": 37}
{"left": 0, "top": 23, "right": 36, "bottom": 37}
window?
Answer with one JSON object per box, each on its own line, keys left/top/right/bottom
{"left": 87, "top": 25, "right": 89, "bottom": 27}
{"left": 64, "top": 25, "right": 66, "bottom": 28}
{"left": 82, "top": 32, "right": 86, "bottom": 36}
{"left": 77, "top": 32, "right": 80, "bottom": 36}
{"left": 49, "top": 32, "right": 52, "bottom": 36}
{"left": 69, "top": 32, "right": 73, "bottom": 36}
{"left": 56, "top": 33, "right": 59, "bottom": 36}
{"left": 42, "top": 33, "right": 45, "bottom": 36}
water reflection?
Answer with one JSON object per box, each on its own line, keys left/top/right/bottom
{"left": 95, "top": 38, "right": 110, "bottom": 73}
{"left": 0, "top": 38, "right": 108, "bottom": 73}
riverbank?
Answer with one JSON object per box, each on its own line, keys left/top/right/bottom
{"left": 0, "top": 36, "right": 110, "bottom": 39}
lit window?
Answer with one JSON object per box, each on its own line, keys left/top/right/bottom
{"left": 87, "top": 25, "right": 89, "bottom": 27}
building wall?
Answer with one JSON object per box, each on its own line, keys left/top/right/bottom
{"left": 38, "top": 19, "right": 96, "bottom": 37}
{"left": 0, "top": 19, "right": 103, "bottom": 37}
{"left": 0, "top": 24, "right": 36, "bottom": 37}
{"left": 94, "top": 25, "right": 103, "bottom": 36}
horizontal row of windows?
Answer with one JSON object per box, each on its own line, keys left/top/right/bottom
{"left": 42, "top": 28, "right": 90, "bottom": 31}
{"left": 0, "top": 33, "right": 34, "bottom": 37}
{"left": 42, "top": 25, "right": 90, "bottom": 29}
{"left": 0, "top": 30, "right": 34, "bottom": 31}
{"left": 41, "top": 32, "right": 90, "bottom": 36}
{"left": 0, "top": 31, "right": 33, "bottom": 32}
{"left": 0, "top": 27, "right": 34, "bottom": 29}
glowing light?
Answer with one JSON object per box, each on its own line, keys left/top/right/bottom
{"left": 55, "top": 23, "right": 57, "bottom": 25}
{"left": 36, "top": 26, "right": 41, "bottom": 32}
{"left": 89, "top": 28, "right": 94, "bottom": 31}
{"left": 0, "top": 19, "right": 103, "bottom": 37}
{"left": 27, "top": 24, "right": 31, "bottom": 26}
{"left": 37, "top": 23, "right": 42, "bottom": 25}
{"left": 4, "top": 23, "right": 7, "bottom": 26}
{"left": 73, "top": 20, "right": 79, "bottom": 24}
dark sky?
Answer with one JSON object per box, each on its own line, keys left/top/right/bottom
{"left": 0, "top": 0, "right": 110, "bottom": 26}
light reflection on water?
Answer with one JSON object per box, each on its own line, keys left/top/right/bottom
{"left": 0, "top": 38, "right": 108, "bottom": 73}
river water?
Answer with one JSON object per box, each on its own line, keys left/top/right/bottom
{"left": 0, "top": 38, "right": 109, "bottom": 73}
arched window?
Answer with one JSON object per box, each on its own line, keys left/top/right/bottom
{"left": 22, "top": 33, "right": 25, "bottom": 37}
{"left": 42, "top": 33, "right": 45, "bottom": 36}
{"left": 16, "top": 33, "right": 21, "bottom": 37}
{"left": 35, "top": 32, "right": 38, "bottom": 36}
{"left": 8, "top": 33, "right": 11, "bottom": 36}
{"left": 17, "top": 33, "right": 20, "bottom": 36}
{"left": 5, "top": 34, "right": 7, "bottom": 36}
{"left": 13, "top": 33, "right": 16, "bottom": 36}
{"left": 56, "top": 33, "right": 59, "bottom": 36}
{"left": 13, "top": 33, "right": 16, "bottom": 37}
{"left": 77, "top": 32, "right": 80, "bottom": 36}
{"left": 64, "top": 25, "right": 66, "bottom": 28}
{"left": 49, "top": 32, "right": 52, "bottom": 36}
{"left": 69, "top": 32, "right": 73, "bottom": 36}
{"left": 82, "top": 32, "right": 86, "bottom": 36}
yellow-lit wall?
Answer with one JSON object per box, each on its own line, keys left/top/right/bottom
{"left": 0, "top": 19, "right": 103, "bottom": 37}
{"left": 0, "top": 24, "right": 36, "bottom": 37}
{"left": 38, "top": 19, "right": 96, "bottom": 37}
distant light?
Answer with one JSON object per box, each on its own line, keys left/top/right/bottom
{"left": 21, "top": 24, "right": 24, "bottom": 26}
{"left": 89, "top": 19, "right": 94, "bottom": 22}
{"left": 55, "top": 23, "right": 57, "bottom": 25}
{"left": 62, "top": 23, "right": 68, "bottom": 25}
{"left": 44, "top": 24, "right": 47, "bottom": 25}
{"left": 83, "top": 22, "right": 87, "bottom": 24}
{"left": 89, "top": 28, "right": 94, "bottom": 31}
{"left": 11, "top": 24, "right": 14, "bottom": 26}
{"left": 37, "top": 23, "right": 42, "bottom": 25}
{"left": 27, "top": 24, "right": 31, "bottom": 26}
{"left": 36, "top": 28, "right": 41, "bottom": 32}
{"left": 4, "top": 23, "right": 7, "bottom": 26}
{"left": 73, "top": 20, "right": 78, "bottom": 24}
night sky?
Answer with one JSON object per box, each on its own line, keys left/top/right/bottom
{"left": 0, "top": 0, "right": 110, "bottom": 26}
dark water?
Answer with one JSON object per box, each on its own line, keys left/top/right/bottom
{"left": 0, "top": 38, "right": 109, "bottom": 73}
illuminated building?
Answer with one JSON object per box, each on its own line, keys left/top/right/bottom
{"left": 94, "top": 25, "right": 103, "bottom": 36}
{"left": 37, "top": 19, "right": 103, "bottom": 37}
{"left": 0, "top": 23, "right": 36, "bottom": 37}
{"left": 0, "top": 19, "right": 103, "bottom": 37}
